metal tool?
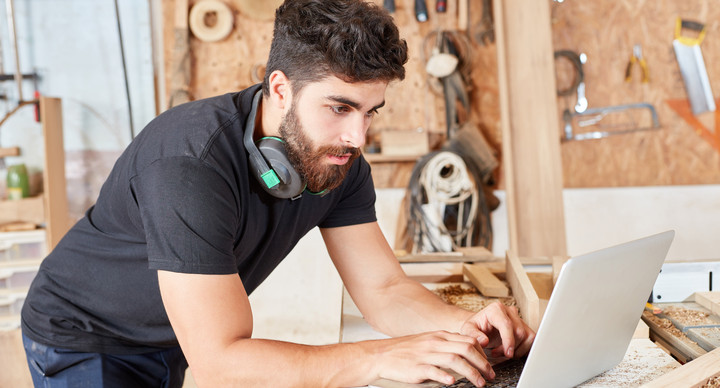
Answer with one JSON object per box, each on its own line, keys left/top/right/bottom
{"left": 383, "top": 0, "right": 395, "bottom": 13}
{"left": 562, "top": 102, "right": 661, "bottom": 141}
{"left": 673, "top": 18, "right": 716, "bottom": 115}
{"left": 415, "top": 0, "right": 428, "bottom": 22}
{"left": 474, "top": 0, "right": 495, "bottom": 45}
{"left": 554, "top": 50, "right": 587, "bottom": 113}
{"left": 625, "top": 44, "right": 649, "bottom": 83}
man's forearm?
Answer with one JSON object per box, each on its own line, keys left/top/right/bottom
{"left": 191, "top": 337, "right": 376, "bottom": 388}
{"left": 360, "top": 276, "right": 475, "bottom": 338}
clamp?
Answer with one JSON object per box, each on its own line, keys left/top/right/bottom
{"left": 625, "top": 44, "right": 649, "bottom": 83}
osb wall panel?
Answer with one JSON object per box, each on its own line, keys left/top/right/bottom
{"left": 162, "top": 0, "right": 480, "bottom": 140}
{"left": 162, "top": 0, "right": 719, "bottom": 188}
{"left": 551, "top": 0, "right": 720, "bottom": 187}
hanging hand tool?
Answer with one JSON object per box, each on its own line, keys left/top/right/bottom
{"left": 474, "top": 0, "right": 494, "bottom": 45}
{"left": 554, "top": 50, "right": 587, "bottom": 113}
{"left": 625, "top": 44, "right": 649, "bottom": 83}
{"left": 383, "top": 0, "right": 395, "bottom": 13}
{"left": 436, "top": 0, "right": 446, "bottom": 13}
{"left": 415, "top": 0, "right": 428, "bottom": 22}
{"left": 673, "top": 18, "right": 716, "bottom": 115}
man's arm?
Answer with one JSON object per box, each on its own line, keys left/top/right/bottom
{"left": 321, "top": 222, "right": 535, "bottom": 362}
{"left": 158, "top": 269, "right": 493, "bottom": 387}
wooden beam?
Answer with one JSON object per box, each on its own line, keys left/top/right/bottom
{"left": 0, "top": 195, "right": 44, "bottom": 225}
{"left": 506, "top": 250, "right": 540, "bottom": 331}
{"left": 40, "top": 97, "right": 69, "bottom": 250}
{"left": 463, "top": 263, "right": 509, "bottom": 297}
{"left": 695, "top": 292, "right": 720, "bottom": 316}
{"left": 0, "top": 147, "right": 20, "bottom": 158}
{"left": 641, "top": 347, "right": 720, "bottom": 387}
{"left": 494, "top": 0, "right": 567, "bottom": 258}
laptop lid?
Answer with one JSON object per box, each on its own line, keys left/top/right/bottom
{"left": 516, "top": 230, "right": 675, "bottom": 388}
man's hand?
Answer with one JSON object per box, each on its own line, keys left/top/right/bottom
{"left": 369, "top": 330, "right": 495, "bottom": 387}
{"left": 459, "top": 302, "right": 536, "bottom": 360}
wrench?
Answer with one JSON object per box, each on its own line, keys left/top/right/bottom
{"left": 475, "top": 0, "right": 495, "bottom": 45}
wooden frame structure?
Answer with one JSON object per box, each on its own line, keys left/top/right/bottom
{"left": 0, "top": 97, "right": 69, "bottom": 250}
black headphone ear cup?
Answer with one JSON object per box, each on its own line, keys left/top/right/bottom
{"left": 256, "top": 138, "right": 306, "bottom": 198}
{"left": 243, "top": 90, "right": 306, "bottom": 199}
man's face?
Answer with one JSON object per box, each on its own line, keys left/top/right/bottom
{"left": 278, "top": 76, "right": 387, "bottom": 193}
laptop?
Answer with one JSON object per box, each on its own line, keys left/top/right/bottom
{"left": 371, "top": 230, "right": 675, "bottom": 388}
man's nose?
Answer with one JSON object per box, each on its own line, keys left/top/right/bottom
{"left": 340, "top": 117, "right": 367, "bottom": 148}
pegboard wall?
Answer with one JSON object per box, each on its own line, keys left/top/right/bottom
{"left": 162, "top": 0, "right": 720, "bottom": 188}
{"left": 551, "top": 0, "right": 720, "bottom": 187}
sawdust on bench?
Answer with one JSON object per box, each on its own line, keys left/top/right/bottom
{"left": 432, "top": 284, "right": 516, "bottom": 312}
{"left": 642, "top": 310, "right": 698, "bottom": 344}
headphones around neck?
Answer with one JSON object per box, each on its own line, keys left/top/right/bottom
{"left": 243, "top": 91, "right": 307, "bottom": 199}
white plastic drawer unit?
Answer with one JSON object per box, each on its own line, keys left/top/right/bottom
{"left": 0, "top": 229, "right": 47, "bottom": 263}
{"left": 0, "top": 288, "right": 26, "bottom": 315}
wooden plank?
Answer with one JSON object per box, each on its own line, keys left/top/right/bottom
{"left": 494, "top": 0, "right": 567, "bottom": 258}
{"left": 552, "top": 255, "right": 570, "bottom": 285}
{"left": 463, "top": 263, "right": 509, "bottom": 297}
{"left": 0, "top": 147, "right": 20, "bottom": 158}
{"left": 695, "top": 291, "right": 720, "bottom": 316}
{"left": 397, "top": 247, "right": 496, "bottom": 263}
{"left": 505, "top": 250, "right": 540, "bottom": 331}
{"left": 40, "top": 97, "right": 69, "bottom": 250}
{"left": 641, "top": 347, "right": 720, "bottom": 388}
{"left": 400, "top": 262, "right": 465, "bottom": 284}
{"left": 0, "top": 195, "right": 44, "bottom": 225}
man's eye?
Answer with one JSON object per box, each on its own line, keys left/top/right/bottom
{"left": 331, "top": 106, "right": 349, "bottom": 114}
{"left": 366, "top": 109, "right": 379, "bottom": 118}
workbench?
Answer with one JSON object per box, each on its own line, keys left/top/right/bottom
{"left": 340, "top": 284, "right": 681, "bottom": 388}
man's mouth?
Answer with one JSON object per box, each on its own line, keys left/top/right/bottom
{"left": 327, "top": 153, "right": 352, "bottom": 165}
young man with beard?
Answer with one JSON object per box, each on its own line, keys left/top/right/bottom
{"left": 21, "top": 0, "right": 534, "bottom": 387}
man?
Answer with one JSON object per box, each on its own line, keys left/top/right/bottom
{"left": 21, "top": 0, "right": 534, "bottom": 387}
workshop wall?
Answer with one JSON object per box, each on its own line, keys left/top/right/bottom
{"left": 164, "top": 0, "right": 720, "bottom": 188}
{"left": 551, "top": 0, "right": 720, "bottom": 187}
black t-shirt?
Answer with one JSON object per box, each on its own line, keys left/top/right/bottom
{"left": 21, "top": 85, "right": 377, "bottom": 354}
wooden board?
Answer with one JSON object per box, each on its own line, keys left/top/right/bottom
{"left": 695, "top": 291, "right": 720, "bottom": 316}
{"left": 0, "top": 147, "right": 20, "bottom": 158}
{"left": 505, "top": 250, "right": 540, "bottom": 331}
{"left": 495, "top": 0, "right": 567, "bottom": 258}
{"left": 0, "top": 195, "right": 44, "bottom": 225}
{"left": 462, "top": 263, "right": 509, "bottom": 297}
{"left": 40, "top": 97, "right": 69, "bottom": 250}
{"left": 641, "top": 347, "right": 720, "bottom": 388}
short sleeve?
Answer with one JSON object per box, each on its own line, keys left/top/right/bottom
{"left": 318, "top": 156, "right": 377, "bottom": 228}
{"left": 130, "top": 157, "right": 239, "bottom": 274}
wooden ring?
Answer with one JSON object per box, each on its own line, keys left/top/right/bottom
{"left": 189, "top": 0, "right": 234, "bottom": 43}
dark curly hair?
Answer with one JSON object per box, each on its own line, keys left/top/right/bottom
{"left": 262, "top": 0, "right": 408, "bottom": 95}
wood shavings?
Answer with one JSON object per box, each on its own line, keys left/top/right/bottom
{"left": 642, "top": 311, "right": 698, "bottom": 344}
{"left": 662, "top": 306, "right": 716, "bottom": 327}
{"left": 431, "top": 284, "right": 516, "bottom": 312}
{"left": 702, "top": 375, "right": 720, "bottom": 388}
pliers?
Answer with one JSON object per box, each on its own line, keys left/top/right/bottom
{"left": 625, "top": 44, "right": 649, "bottom": 83}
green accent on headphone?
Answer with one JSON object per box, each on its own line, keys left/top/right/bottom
{"left": 259, "top": 136, "right": 284, "bottom": 142}
{"left": 261, "top": 170, "right": 281, "bottom": 188}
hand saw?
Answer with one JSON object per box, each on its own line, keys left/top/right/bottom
{"left": 673, "top": 18, "right": 716, "bottom": 116}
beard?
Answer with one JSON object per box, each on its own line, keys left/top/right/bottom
{"left": 278, "top": 103, "right": 361, "bottom": 193}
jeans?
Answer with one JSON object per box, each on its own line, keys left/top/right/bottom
{"left": 22, "top": 334, "right": 188, "bottom": 388}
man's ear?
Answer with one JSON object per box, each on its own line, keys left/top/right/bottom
{"left": 267, "top": 70, "right": 292, "bottom": 110}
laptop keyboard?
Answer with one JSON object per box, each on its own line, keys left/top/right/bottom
{"left": 442, "top": 357, "right": 526, "bottom": 388}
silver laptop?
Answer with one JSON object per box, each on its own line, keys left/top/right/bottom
{"left": 371, "top": 230, "right": 675, "bottom": 388}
